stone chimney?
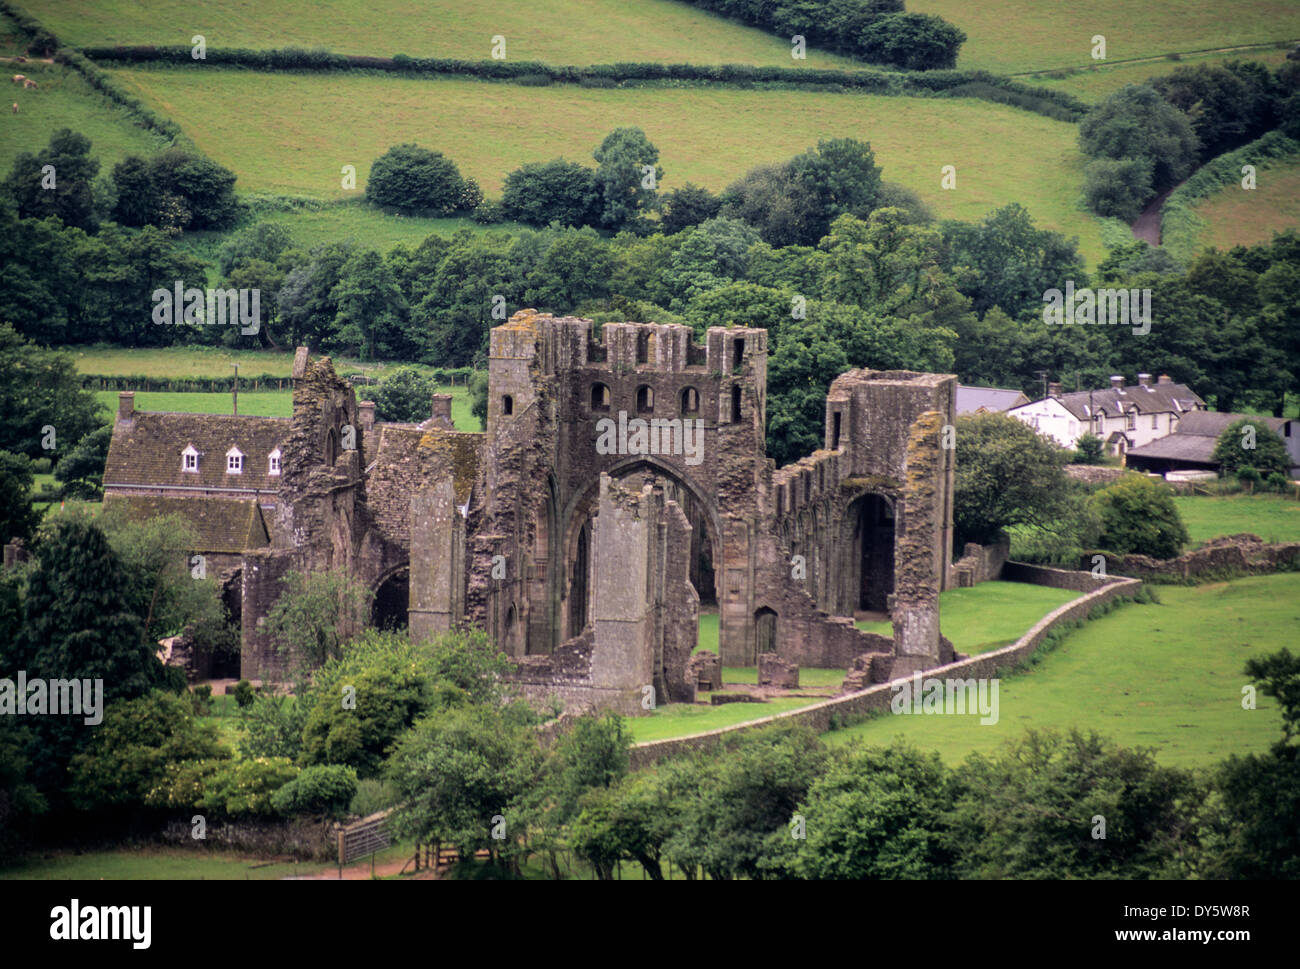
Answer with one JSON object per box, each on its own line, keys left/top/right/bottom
{"left": 1137, "top": 373, "right": 1152, "bottom": 387}
{"left": 1110, "top": 375, "right": 1125, "bottom": 392}
{"left": 118, "top": 391, "right": 135, "bottom": 421}
{"left": 430, "top": 393, "right": 454, "bottom": 430}
{"left": 1157, "top": 374, "right": 1172, "bottom": 385}
{"left": 358, "top": 400, "right": 376, "bottom": 435}
{"left": 1048, "top": 382, "right": 1062, "bottom": 398}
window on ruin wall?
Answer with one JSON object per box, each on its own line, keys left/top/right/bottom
{"left": 681, "top": 387, "right": 699, "bottom": 415}
{"left": 591, "top": 383, "right": 611, "bottom": 412}
{"left": 636, "top": 385, "right": 654, "bottom": 413}
{"left": 503, "top": 395, "right": 514, "bottom": 416}
{"left": 731, "top": 384, "right": 742, "bottom": 422}
{"left": 637, "top": 331, "right": 650, "bottom": 365}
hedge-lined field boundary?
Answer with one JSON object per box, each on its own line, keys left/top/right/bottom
{"left": 0, "top": 0, "right": 188, "bottom": 146}
{"left": 79, "top": 45, "right": 1089, "bottom": 122}
{"left": 1161, "top": 130, "right": 1300, "bottom": 261}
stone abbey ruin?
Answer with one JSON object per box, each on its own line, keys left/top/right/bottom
{"left": 104, "top": 310, "right": 959, "bottom": 714}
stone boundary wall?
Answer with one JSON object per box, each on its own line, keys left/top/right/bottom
{"left": 951, "top": 538, "right": 1010, "bottom": 587}
{"left": 628, "top": 575, "right": 1141, "bottom": 769}
{"left": 1001, "top": 560, "right": 1116, "bottom": 592}
{"left": 1090, "top": 534, "right": 1300, "bottom": 583}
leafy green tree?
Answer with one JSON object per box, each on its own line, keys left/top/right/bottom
{"left": 387, "top": 704, "right": 544, "bottom": 866}
{"left": 0, "top": 720, "right": 45, "bottom": 863}
{"left": 53, "top": 423, "right": 111, "bottom": 500}
{"left": 569, "top": 769, "right": 677, "bottom": 880}
{"left": 217, "top": 221, "right": 295, "bottom": 277}
{"left": 329, "top": 248, "right": 409, "bottom": 360}
{"left": 1078, "top": 84, "right": 1199, "bottom": 192}
{"left": 112, "top": 149, "right": 240, "bottom": 230}
{"left": 1087, "top": 473, "right": 1188, "bottom": 558}
{"left": 501, "top": 159, "right": 602, "bottom": 227}
{"left": 856, "top": 12, "right": 966, "bottom": 70}
{"left": 276, "top": 241, "right": 354, "bottom": 349}
{"left": 66, "top": 692, "right": 225, "bottom": 812}
{"left": 373, "top": 367, "right": 436, "bottom": 423}
{"left": 1073, "top": 433, "right": 1106, "bottom": 465}
{"left": 948, "top": 729, "right": 1203, "bottom": 879}
{"left": 4, "top": 128, "right": 100, "bottom": 230}
{"left": 790, "top": 138, "right": 882, "bottom": 236}
{"left": 1151, "top": 62, "right": 1279, "bottom": 159}
{"left": 525, "top": 227, "right": 616, "bottom": 310}
{"left": 953, "top": 413, "right": 1071, "bottom": 545}
{"left": 766, "top": 317, "right": 849, "bottom": 467}
{"left": 413, "top": 232, "right": 523, "bottom": 366}
{"left": 468, "top": 369, "right": 488, "bottom": 430}
{"left": 1083, "top": 156, "right": 1155, "bottom": 222}
{"left": 262, "top": 569, "right": 373, "bottom": 672}
{"left": 300, "top": 661, "right": 431, "bottom": 777}
{"left": 366, "top": 144, "right": 469, "bottom": 215}
{"left": 0, "top": 325, "right": 104, "bottom": 458}
{"left": 546, "top": 713, "right": 630, "bottom": 824}
{"left": 666, "top": 725, "right": 826, "bottom": 880}
{"left": 0, "top": 451, "right": 41, "bottom": 545}
{"left": 660, "top": 183, "right": 721, "bottom": 234}
{"left": 1212, "top": 418, "right": 1291, "bottom": 478}
{"left": 941, "top": 203, "right": 1087, "bottom": 319}
{"left": 592, "top": 127, "right": 662, "bottom": 232}
{"left": 96, "top": 504, "right": 236, "bottom": 662}
{"left": 774, "top": 741, "right": 955, "bottom": 879}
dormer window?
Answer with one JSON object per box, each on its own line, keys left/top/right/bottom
{"left": 226, "top": 446, "right": 244, "bottom": 474}
{"left": 182, "top": 445, "right": 199, "bottom": 473}
{"left": 268, "top": 447, "right": 282, "bottom": 476}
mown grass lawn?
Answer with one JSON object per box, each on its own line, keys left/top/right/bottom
{"left": 33, "top": 0, "right": 859, "bottom": 67}
{"left": 248, "top": 200, "right": 527, "bottom": 252}
{"left": 626, "top": 695, "right": 824, "bottom": 743}
{"left": 91, "top": 388, "right": 479, "bottom": 430}
{"left": 0, "top": 847, "right": 332, "bottom": 880}
{"left": 911, "top": 0, "right": 1300, "bottom": 74}
{"left": 856, "top": 581, "right": 1079, "bottom": 655}
{"left": 70, "top": 345, "right": 465, "bottom": 379}
{"left": 107, "top": 68, "right": 1107, "bottom": 262}
{"left": 1173, "top": 493, "right": 1300, "bottom": 546}
{"left": 826, "top": 573, "right": 1298, "bottom": 768}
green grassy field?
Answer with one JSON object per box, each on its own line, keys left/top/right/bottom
{"left": 252, "top": 200, "right": 524, "bottom": 251}
{"left": 1024, "top": 47, "right": 1292, "bottom": 103}
{"left": 857, "top": 581, "right": 1079, "bottom": 655}
{"left": 70, "top": 345, "right": 479, "bottom": 380}
{"left": 32, "top": 0, "right": 856, "bottom": 67}
{"left": 1185, "top": 153, "right": 1300, "bottom": 253}
{"left": 0, "top": 60, "right": 169, "bottom": 178}
{"left": 1173, "top": 493, "right": 1300, "bottom": 545}
{"left": 627, "top": 695, "right": 823, "bottom": 743}
{"left": 106, "top": 68, "right": 1105, "bottom": 261}
{"left": 0, "top": 846, "right": 333, "bottom": 880}
{"left": 827, "top": 573, "right": 1297, "bottom": 767}
{"left": 912, "top": 0, "right": 1300, "bottom": 75}
{"left": 92, "top": 388, "right": 479, "bottom": 430}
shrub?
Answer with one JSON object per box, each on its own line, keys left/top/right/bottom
{"left": 472, "top": 199, "right": 505, "bottom": 224}
{"left": 373, "top": 367, "right": 436, "bottom": 423}
{"left": 857, "top": 13, "right": 966, "bottom": 71}
{"left": 349, "top": 778, "right": 400, "bottom": 816}
{"left": 189, "top": 684, "right": 213, "bottom": 716}
{"left": 272, "top": 764, "right": 359, "bottom": 818}
{"left": 1083, "top": 157, "right": 1155, "bottom": 222}
{"left": 232, "top": 679, "right": 256, "bottom": 708}
{"left": 1088, "top": 474, "right": 1189, "bottom": 559}
{"left": 365, "top": 143, "right": 469, "bottom": 215}
{"left": 29, "top": 457, "right": 51, "bottom": 474}
{"left": 1073, "top": 433, "right": 1106, "bottom": 465}
{"left": 1212, "top": 418, "right": 1291, "bottom": 478}
{"left": 501, "top": 158, "right": 602, "bottom": 228}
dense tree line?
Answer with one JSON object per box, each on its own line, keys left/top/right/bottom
{"left": 1080, "top": 59, "right": 1299, "bottom": 220}
{"left": 674, "top": 0, "right": 964, "bottom": 70}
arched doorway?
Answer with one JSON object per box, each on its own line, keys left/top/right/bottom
{"left": 849, "top": 493, "right": 895, "bottom": 613}
{"left": 560, "top": 457, "right": 722, "bottom": 639}
{"left": 372, "top": 566, "right": 409, "bottom": 631}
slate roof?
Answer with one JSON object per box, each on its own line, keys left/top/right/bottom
{"left": 1173, "top": 411, "right": 1289, "bottom": 437}
{"left": 1043, "top": 382, "right": 1204, "bottom": 421}
{"left": 1126, "top": 435, "right": 1218, "bottom": 463}
{"left": 104, "top": 411, "right": 289, "bottom": 494}
{"left": 102, "top": 493, "right": 270, "bottom": 554}
{"left": 956, "top": 385, "right": 1029, "bottom": 414}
